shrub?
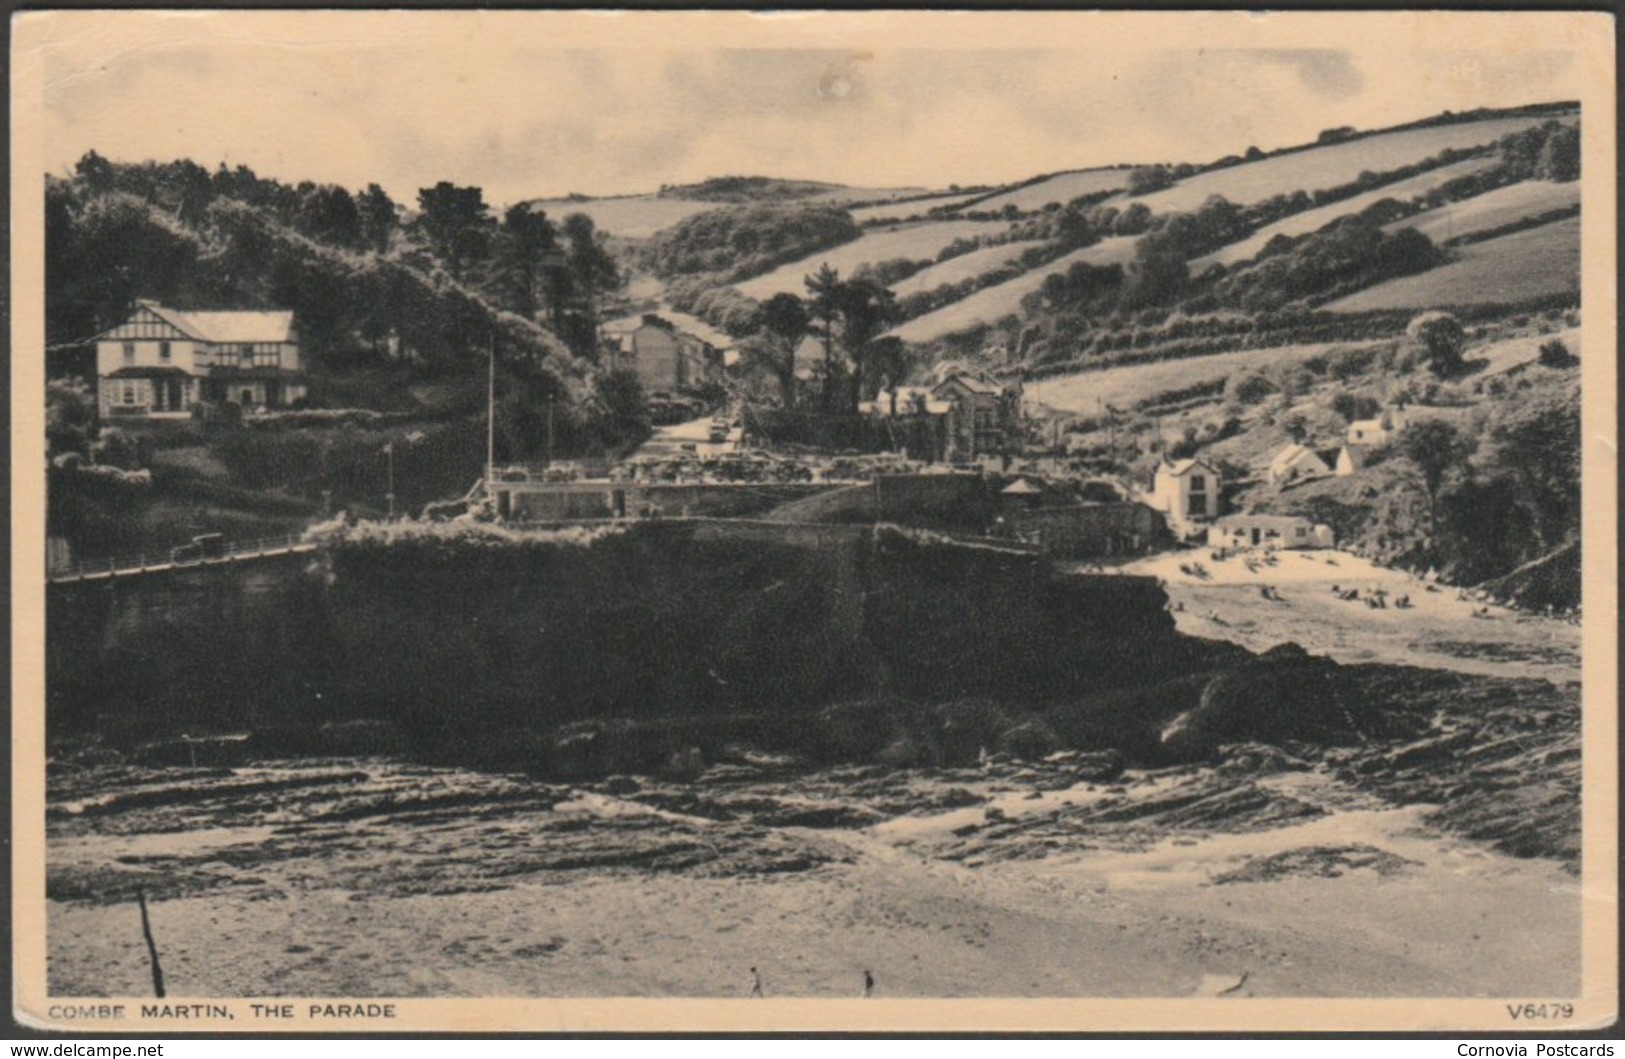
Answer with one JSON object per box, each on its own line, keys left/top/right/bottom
{"left": 1407, "top": 311, "right": 1467, "bottom": 377}
{"left": 1537, "top": 338, "right": 1577, "bottom": 368}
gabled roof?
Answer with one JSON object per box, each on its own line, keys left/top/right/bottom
{"left": 1160, "top": 457, "right": 1217, "bottom": 478}
{"left": 934, "top": 371, "right": 1002, "bottom": 396}
{"left": 1000, "top": 478, "right": 1044, "bottom": 495}
{"left": 602, "top": 310, "right": 733, "bottom": 351}
{"left": 1269, "top": 443, "right": 1331, "bottom": 476}
{"left": 123, "top": 301, "right": 295, "bottom": 344}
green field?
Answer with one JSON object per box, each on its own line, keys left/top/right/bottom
{"left": 1129, "top": 115, "right": 1570, "bottom": 214}
{"left": 1325, "top": 215, "right": 1579, "bottom": 312}
{"left": 1386, "top": 179, "right": 1580, "bottom": 244}
{"left": 1031, "top": 339, "right": 1349, "bottom": 417}
{"left": 887, "top": 236, "right": 1141, "bottom": 343}
{"left": 889, "top": 241, "right": 1044, "bottom": 297}
{"left": 1192, "top": 158, "right": 1496, "bottom": 270}
{"left": 959, "top": 168, "right": 1130, "bottom": 215}
{"left": 850, "top": 191, "right": 986, "bottom": 225}
{"left": 731, "top": 219, "right": 1013, "bottom": 299}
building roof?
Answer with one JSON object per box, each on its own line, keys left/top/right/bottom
{"left": 1160, "top": 457, "right": 1217, "bottom": 478}
{"left": 601, "top": 309, "right": 734, "bottom": 351}
{"left": 934, "top": 371, "right": 1003, "bottom": 396}
{"left": 105, "top": 366, "right": 193, "bottom": 379}
{"left": 1000, "top": 478, "right": 1044, "bottom": 495}
{"left": 1214, "top": 513, "right": 1312, "bottom": 531}
{"left": 1269, "top": 443, "right": 1331, "bottom": 476}
{"left": 133, "top": 301, "right": 296, "bottom": 344}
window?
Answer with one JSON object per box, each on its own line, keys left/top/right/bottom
{"left": 121, "top": 382, "right": 136, "bottom": 404}
{"left": 240, "top": 345, "right": 255, "bottom": 365}
{"left": 122, "top": 342, "right": 135, "bottom": 364}
{"left": 1189, "top": 474, "right": 1205, "bottom": 490}
{"left": 159, "top": 341, "right": 172, "bottom": 361}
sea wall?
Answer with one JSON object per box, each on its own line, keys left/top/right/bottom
{"left": 45, "top": 520, "right": 1191, "bottom": 745}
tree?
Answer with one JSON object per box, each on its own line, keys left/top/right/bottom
{"left": 358, "top": 184, "right": 398, "bottom": 254}
{"left": 1407, "top": 311, "right": 1466, "bottom": 377}
{"left": 1536, "top": 123, "right": 1581, "bottom": 182}
{"left": 758, "top": 292, "right": 809, "bottom": 406}
{"left": 1538, "top": 338, "right": 1577, "bottom": 368}
{"left": 834, "top": 278, "right": 898, "bottom": 410}
{"left": 499, "top": 204, "right": 560, "bottom": 320}
{"left": 1400, "top": 418, "right": 1477, "bottom": 549}
{"left": 804, "top": 264, "right": 845, "bottom": 410}
{"left": 416, "top": 182, "right": 491, "bottom": 278}
{"left": 559, "top": 213, "right": 620, "bottom": 357}
{"left": 591, "top": 369, "right": 651, "bottom": 453}
{"left": 1126, "top": 166, "right": 1174, "bottom": 196}
{"left": 298, "top": 185, "right": 362, "bottom": 248}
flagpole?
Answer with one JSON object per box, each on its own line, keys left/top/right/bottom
{"left": 486, "top": 337, "right": 496, "bottom": 481}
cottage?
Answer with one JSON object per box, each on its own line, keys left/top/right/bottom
{"left": 1148, "top": 457, "right": 1221, "bottom": 538}
{"left": 1346, "top": 408, "right": 1408, "bottom": 447}
{"left": 95, "top": 300, "right": 305, "bottom": 418}
{"left": 1207, "top": 513, "right": 1334, "bottom": 551}
{"left": 1267, "top": 443, "right": 1335, "bottom": 486}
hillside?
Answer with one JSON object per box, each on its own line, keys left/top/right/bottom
{"left": 731, "top": 219, "right": 1013, "bottom": 300}
{"left": 1191, "top": 158, "right": 1497, "bottom": 270}
{"left": 1125, "top": 115, "right": 1570, "bottom": 214}
{"left": 1386, "top": 179, "right": 1579, "bottom": 244}
{"left": 1324, "top": 215, "right": 1579, "bottom": 312}
{"left": 887, "top": 236, "right": 1141, "bottom": 344}
{"left": 959, "top": 168, "right": 1130, "bottom": 215}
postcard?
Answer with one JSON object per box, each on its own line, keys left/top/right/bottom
{"left": 10, "top": 9, "right": 1616, "bottom": 1034}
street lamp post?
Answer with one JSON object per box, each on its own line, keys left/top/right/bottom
{"left": 384, "top": 442, "right": 395, "bottom": 520}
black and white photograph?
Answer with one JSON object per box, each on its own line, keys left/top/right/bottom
{"left": 11, "top": 9, "right": 1616, "bottom": 1034}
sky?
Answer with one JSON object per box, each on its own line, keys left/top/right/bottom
{"left": 23, "top": 11, "right": 1588, "bottom": 209}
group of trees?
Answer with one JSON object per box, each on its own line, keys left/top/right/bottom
{"left": 642, "top": 202, "right": 861, "bottom": 283}
{"left": 1400, "top": 388, "right": 1579, "bottom": 584}
{"left": 47, "top": 154, "right": 627, "bottom": 368}
{"left": 736, "top": 265, "right": 908, "bottom": 415}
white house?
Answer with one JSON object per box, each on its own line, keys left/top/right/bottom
{"left": 1267, "top": 443, "right": 1335, "bottom": 486}
{"left": 1207, "top": 513, "right": 1334, "bottom": 551}
{"left": 1346, "top": 407, "right": 1408, "bottom": 447}
{"left": 95, "top": 300, "right": 305, "bottom": 418}
{"left": 1148, "top": 457, "right": 1221, "bottom": 539}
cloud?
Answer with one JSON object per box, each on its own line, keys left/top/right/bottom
{"left": 32, "top": 14, "right": 1586, "bottom": 207}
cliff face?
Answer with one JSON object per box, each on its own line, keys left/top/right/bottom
{"left": 46, "top": 521, "right": 1193, "bottom": 744}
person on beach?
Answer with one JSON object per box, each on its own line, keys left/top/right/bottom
{"left": 750, "top": 967, "right": 764, "bottom": 998}
{"left": 864, "top": 970, "right": 875, "bottom": 998}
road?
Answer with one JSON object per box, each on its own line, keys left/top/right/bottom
{"left": 631, "top": 414, "right": 743, "bottom": 460}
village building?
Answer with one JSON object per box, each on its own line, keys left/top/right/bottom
{"left": 1147, "top": 457, "right": 1221, "bottom": 539}
{"left": 94, "top": 300, "right": 305, "bottom": 418}
{"left": 1206, "top": 513, "right": 1335, "bottom": 551}
{"left": 1267, "top": 443, "right": 1336, "bottom": 486}
{"left": 1346, "top": 407, "right": 1408, "bottom": 447}
{"left": 603, "top": 311, "right": 732, "bottom": 397}
{"left": 931, "top": 370, "right": 1022, "bottom": 460}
